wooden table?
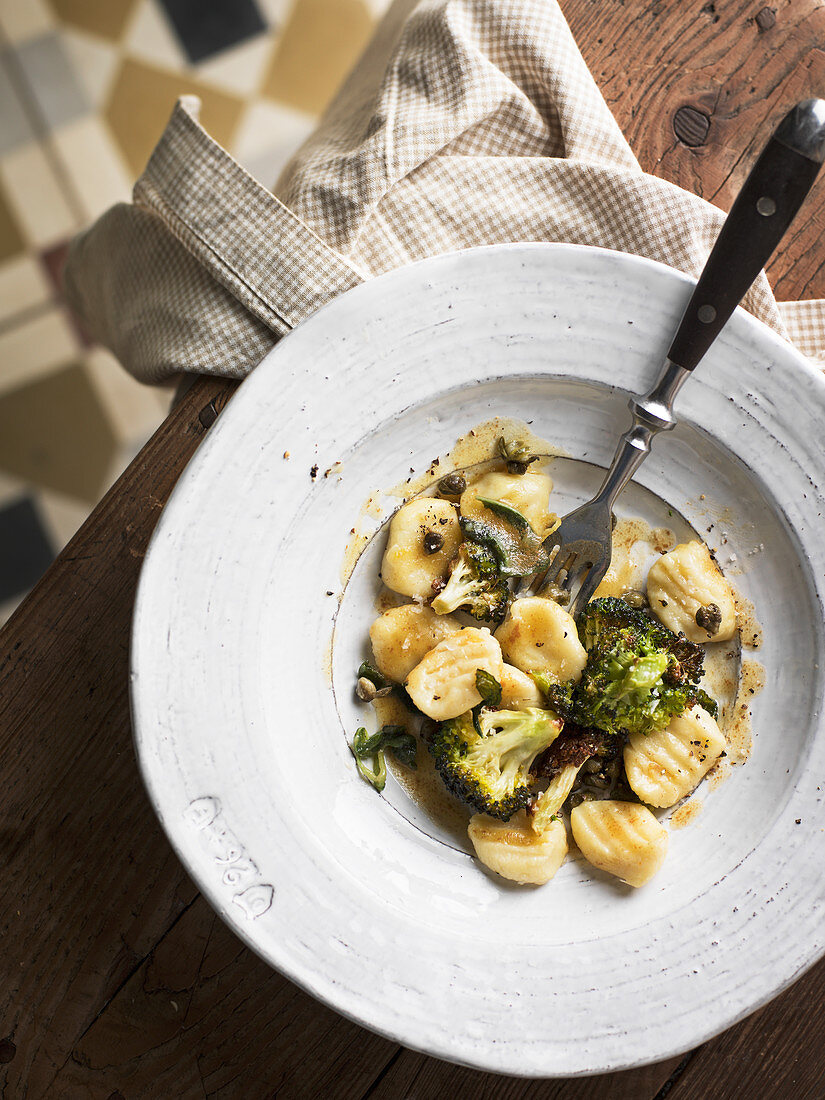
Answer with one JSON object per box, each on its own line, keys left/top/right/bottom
{"left": 3, "top": 2, "right": 825, "bottom": 1095}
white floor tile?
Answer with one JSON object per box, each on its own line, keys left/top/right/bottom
{"left": 0, "top": 255, "right": 52, "bottom": 325}
{"left": 0, "top": 306, "right": 78, "bottom": 396}
{"left": 0, "top": 140, "right": 78, "bottom": 247}
{"left": 52, "top": 116, "right": 132, "bottom": 222}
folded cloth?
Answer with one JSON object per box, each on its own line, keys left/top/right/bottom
{"left": 64, "top": 0, "right": 825, "bottom": 384}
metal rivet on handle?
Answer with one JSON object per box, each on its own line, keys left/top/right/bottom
{"left": 757, "top": 196, "right": 777, "bottom": 216}
{"left": 697, "top": 305, "right": 717, "bottom": 324}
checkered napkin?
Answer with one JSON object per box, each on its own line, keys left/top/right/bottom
{"left": 64, "top": 0, "right": 825, "bottom": 384}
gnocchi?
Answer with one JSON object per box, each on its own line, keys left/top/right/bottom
{"left": 405, "top": 627, "right": 504, "bottom": 720}
{"left": 381, "top": 497, "right": 462, "bottom": 598}
{"left": 495, "top": 596, "right": 587, "bottom": 683}
{"left": 570, "top": 800, "right": 668, "bottom": 888}
{"left": 646, "top": 540, "right": 736, "bottom": 642}
{"left": 369, "top": 603, "right": 462, "bottom": 683}
{"left": 460, "top": 470, "right": 555, "bottom": 535}
{"left": 499, "top": 663, "right": 544, "bottom": 709}
{"left": 468, "top": 810, "right": 568, "bottom": 885}
{"left": 623, "top": 705, "right": 726, "bottom": 808}
{"left": 350, "top": 425, "right": 752, "bottom": 894}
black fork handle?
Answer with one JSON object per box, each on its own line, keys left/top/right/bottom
{"left": 667, "top": 99, "right": 825, "bottom": 373}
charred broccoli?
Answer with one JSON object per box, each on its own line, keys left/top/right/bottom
{"left": 431, "top": 542, "right": 509, "bottom": 621}
{"left": 539, "top": 597, "right": 716, "bottom": 738}
{"left": 429, "top": 706, "right": 562, "bottom": 819}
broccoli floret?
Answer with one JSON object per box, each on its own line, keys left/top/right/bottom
{"left": 541, "top": 597, "right": 715, "bottom": 738}
{"left": 431, "top": 543, "right": 509, "bottom": 621}
{"left": 429, "top": 707, "right": 562, "bottom": 819}
{"left": 529, "top": 763, "right": 583, "bottom": 835}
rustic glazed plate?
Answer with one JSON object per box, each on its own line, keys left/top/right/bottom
{"left": 131, "top": 244, "right": 825, "bottom": 1077}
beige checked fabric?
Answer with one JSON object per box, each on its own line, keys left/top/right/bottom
{"left": 64, "top": 0, "right": 825, "bottom": 384}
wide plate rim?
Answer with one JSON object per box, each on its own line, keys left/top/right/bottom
{"left": 130, "top": 242, "right": 825, "bottom": 1077}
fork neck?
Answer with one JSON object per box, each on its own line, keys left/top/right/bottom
{"left": 593, "top": 359, "right": 692, "bottom": 511}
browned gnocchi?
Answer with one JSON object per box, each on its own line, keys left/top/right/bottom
{"left": 351, "top": 431, "right": 747, "bottom": 892}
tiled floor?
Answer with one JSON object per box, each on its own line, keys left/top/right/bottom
{"left": 0, "top": 0, "right": 390, "bottom": 625}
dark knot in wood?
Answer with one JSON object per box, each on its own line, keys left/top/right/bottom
{"left": 756, "top": 7, "right": 777, "bottom": 31}
{"left": 0, "top": 1038, "right": 16, "bottom": 1063}
{"left": 673, "top": 105, "right": 711, "bottom": 147}
{"left": 198, "top": 399, "right": 219, "bottom": 429}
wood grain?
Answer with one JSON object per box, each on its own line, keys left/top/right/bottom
{"left": 365, "top": 1050, "right": 684, "bottom": 1099}
{"left": 0, "top": 377, "right": 233, "bottom": 1096}
{"left": 46, "top": 896, "right": 397, "bottom": 1098}
{"left": 2, "top": 1, "right": 825, "bottom": 1096}
{"left": 563, "top": 0, "right": 825, "bottom": 300}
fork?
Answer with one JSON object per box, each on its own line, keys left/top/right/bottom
{"left": 523, "top": 98, "right": 825, "bottom": 618}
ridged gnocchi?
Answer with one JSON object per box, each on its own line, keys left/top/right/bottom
{"left": 623, "top": 705, "right": 726, "bottom": 808}
{"left": 351, "top": 428, "right": 753, "bottom": 893}
{"left": 460, "top": 470, "right": 555, "bottom": 534}
{"left": 405, "top": 627, "right": 504, "bottom": 721}
{"left": 499, "top": 662, "right": 544, "bottom": 709}
{"left": 570, "top": 800, "right": 668, "bottom": 887}
{"left": 646, "top": 540, "right": 736, "bottom": 642}
{"left": 495, "top": 596, "right": 587, "bottom": 683}
{"left": 468, "top": 810, "right": 568, "bottom": 885}
{"left": 369, "top": 604, "right": 462, "bottom": 683}
{"left": 381, "top": 497, "right": 463, "bottom": 598}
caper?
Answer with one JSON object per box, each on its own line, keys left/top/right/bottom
{"left": 544, "top": 583, "right": 570, "bottom": 606}
{"left": 623, "top": 589, "right": 648, "bottom": 609}
{"left": 497, "top": 435, "right": 539, "bottom": 475}
{"left": 589, "top": 774, "right": 610, "bottom": 790}
{"left": 355, "top": 677, "right": 392, "bottom": 702}
{"left": 437, "top": 472, "right": 466, "bottom": 496}
{"left": 583, "top": 758, "right": 602, "bottom": 774}
{"left": 568, "top": 790, "right": 595, "bottom": 809}
{"left": 695, "top": 602, "right": 722, "bottom": 636}
{"left": 423, "top": 530, "right": 444, "bottom": 554}
{"left": 355, "top": 676, "right": 377, "bottom": 702}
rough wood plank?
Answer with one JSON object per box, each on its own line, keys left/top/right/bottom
{"left": 365, "top": 1049, "right": 686, "bottom": 1100}
{"left": 667, "top": 955, "right": 825, "bottom": 1098}
{"left": 562, "top": 0, "right": 825, "bottom": 301}
{"left": 45, "top": 894, "right": 397, "bottom": 1099}
{"left": 0, "top": 377, "right": 235, "bottom": 1096}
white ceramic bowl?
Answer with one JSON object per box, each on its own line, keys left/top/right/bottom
{"left": 131, "top": 244, "right": 825, "bottom": 1076}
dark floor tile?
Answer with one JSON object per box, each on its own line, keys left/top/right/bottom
{"left": 158, "top": 0, "right": 266, "bottom": 64}
{"left": 0, "top": 496, "right": 55, "bottom": 603}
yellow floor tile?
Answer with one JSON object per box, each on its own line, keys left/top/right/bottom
{"left": 0, "top": 142, "right": 78, "bottom": 248}
{"left": 262, "top": 0, "right": 374, "bottom": 115}
{"left": 0, "top": 177, "right": 25, "bottom": 262}
{"left": 0, "top": 307, "right": 78, "bottom": 397}
{"left": 0, "top": 0, "right": 54, "bottom": 42}
{"left": 0, "top": 362, "right": 118, "bottom": 504}
{"left": 105, "top": 57, "right": 246, "bottom": 177}
{"left": 48, "top": 0, "right": 138, "bottom": 43}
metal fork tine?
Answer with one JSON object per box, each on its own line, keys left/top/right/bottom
{"left": 568, "top": 561, "right": 607, "bottom": 619}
